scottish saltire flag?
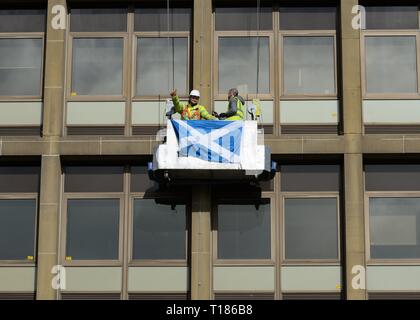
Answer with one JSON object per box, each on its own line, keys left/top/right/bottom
{"left": 171, "top": 120, "right": 244, "bottom": 163}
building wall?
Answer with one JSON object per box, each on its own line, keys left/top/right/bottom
{"left": 0, "top": 0, "right": 420, "bottom": 300}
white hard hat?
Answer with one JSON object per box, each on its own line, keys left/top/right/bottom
{"left": 189, "top": 89, "right": 200, "bottom": 97}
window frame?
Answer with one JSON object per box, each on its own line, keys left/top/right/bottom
{"left": 66, "top": 32, "right": 128, "bottom": 101}
{"left": 213, "top": 31, "right": 275, "bottom": 100}
{"left": 128, "top": 193, "right": 189, "bottom": 266}
{"left": 212, "top": 196, "right": 275, "bottom": 265}
{"left": 0, "top": 194, "right": 38, "bottom": 265}
{"left": 0, "top": 33, "right": 45, "bottom": 100}
{"left": 61, "top": 193, "right": 125, "bottom": 266}
{"left": 365, "top": 191, "right": 420, "bottom": 264}
{"left": 281, "top": 192, "right": 341, "bottom": 265}
{"left": 279, "top": 30, "right": 338, "bottom": 99}
{"left": 132, "top": 31, "right": 191, "bottom": 101}
{"left": 361, "top": 29, "right": 420, "bottom": 99}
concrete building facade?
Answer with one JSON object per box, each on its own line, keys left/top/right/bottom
{"left": 0, "top": 0, "right": 420, "bottom": 300}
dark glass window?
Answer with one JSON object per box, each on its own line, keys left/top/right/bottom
{"left": 365, "top": 6, "right": 419, "bottom": 30}
{"left": 132, "top": 199, "right": 186, "bottom": 260}
{"left": 280, "top": 7, "right": 336, "bottom": 30}
{"left": 0, "top": 199, "right": 37, "bottom": 260}
{"left": 281, "top": 165, "right": 340, "bottom": 192}
{"left": 70, "top": 8, "right": 127, "bottom": 32}
{"left": 0, "top": 166, "right": 40, "bottom": 193}
{"left": 365, "top": 165, "right": 420, "bottom": 191}
{"left": 134, "top": 7, "right": 191, "bottom": 32}
{"left": 217, "top": 200, "right": 271, "bottom": 259}
{"left": 215, "top": 7, "right": 273, "bottom": 31}
{"left": 64, "top": 166, "right": 124, "bottom": 193}
{"left": 284, "top": 198, "right": 338, "bottom": 260}
{"left": 66, "top": 199, "right": 120, "bottom": 260}
{"left": 0, "top": 9, "right": 46, "bottom": 32}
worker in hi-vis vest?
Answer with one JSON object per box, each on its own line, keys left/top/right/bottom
{"left": 167, "top": 89, "right": 217, "bottom": 120}
{"left": 217, "top": 88, "right": 245, "bottom": 120}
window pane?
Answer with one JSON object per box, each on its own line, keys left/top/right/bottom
{"left": 0, "top": 166, "right": 40, "bottom": 193}
{"left": 285, "top": 198, "right": 338, "bottom": 259}
{"left": 281, "top": 165, "right": 340, "bottom": 192}
{"left": 370, "top": 197, "right": 420, "bottom": 259}
{"left": 218, "top": 201, "right": 271, "bottom": 259}
{"left": 0, "top": 39, "right": 43, "bottom": 96}
{"left": 365, "top": 36, "right": 417, "bottom": 94}
{"left": 365, "top": 164, "right": 420, "bottom": 191}
{"left": 66, "top": 199, "right": 120, "bottom": 260}
{"left": 280, "top": 7, "right": 336, "bottom": 30}
{"left": 64, "top": 166, "right": 124, "bottom": 193}
{"left": 0, "top": 199, "right": 36, "bottom": 260}
{"left": 215, "top": 7, "right": 273, "bottom": 31}
{"left": 218, "top": 37, "right": 269, "bottom": 94}
{"left": 283, "top": 36, "right": 335, "bottom": 95}
{"left": 136, "top": 38, "right": 188, "bottom": 96}
{"left": 70, "top": 8, "right": 127, "bottom": 32}
{"left": 135, "top": 8, "right": 191, "bottom": 32}
{"left": 0, "top": 9, "right": 46, "bottom": 32}
{"left": 71, "top": 38, "right": 123, "bottom": 96}
{"left": 133, "top": 199, "right": 186, "bottom": 260}
{"left": 366, "top": 6, "right": 419, "bottom": 30}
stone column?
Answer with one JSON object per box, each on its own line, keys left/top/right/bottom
{"left": 36, "top": 0, "right": 66, "bottom": 300}
{"left": 341, "top": 0, "right": 367, "bottom": 299}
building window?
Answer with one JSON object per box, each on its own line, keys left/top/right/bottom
{"left": 0, "top": 199, "right": 37, "bottom": 261}
{"left": 0, "top": 9, "right": 45, "bottom": 97}
{"left": 362, "top": 5, "right": 420, "bottom": 97}
{"left": 365, "top": 36, "right": 417, "bottom": 94}
{"left": 215, "top": 6, "right": 273, "bottom": 99}
{"left": 66, "top": 198, "right": 120, "bottom": 260}
{"left": 134, "top": 7, "right": 191, "bottom": 98}
{"left": 132, "top": 199, "right": 186, "bottom": 260}
{"left": 280, "top": 7, "right": 337, "bottom": 97}
{"left": 365, "top": 6, "right": 419, "bottom": 30}
{"left": 71, "top": 38, "right": 124, "bottom": 96}
{"left": 283, "top": 36, "right": 335, "bottom": 95}
{"left": 284, "top": 197, "right": 339, "bottom": 260}
{"left": 281, "top": 165, "right": 341, "bottom": 262}
{"left": 0, "top": 166, "right": 39, "bottom": 262}
{"left": 369, "top": 197, "right": 420, "bottom": 259}
{"left": 135, "top": 37, "right": 189, "bottom": 97}
{"left": 216, "top": 199, "right": 271, "bottom": 260}
{"left": 69, "top": 8, "right": 127, "bottom": 97}
{"left": 63, "top": 166, "right": 124, "bottom": 263}
{"left": 365, "top": 164, "right": 420, "bottom": 260}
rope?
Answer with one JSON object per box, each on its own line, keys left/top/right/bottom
{"left": 256, "top": 0, "right": 260, "bottom": 98}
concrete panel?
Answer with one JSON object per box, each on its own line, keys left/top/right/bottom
{"left": 363, "top": 100, "right": 420, "bottom": 124}
{"left": 0, "top": 267, "right": 36, "bottom": 291}
{"left": 128, "top": 267, "right": 188, "bottom": 292}
{"left": 280, "top": 100, "right": 338, "bottom": 124}
{"left": 67, "top": 102, "right": 125, "bottom": 125}
{"left": 61, "top": 267, "right": 122, "bottom": 292}
{"left": 213, "top": 266, "right": 275, "bottom": 291}
{"left": 281, "top": 266, "right": 341, "bottom": 292}
{"left": 132, "top": 101, "right": 182, "bottom": 125}
{"left": 367, "top": 266, "right": 420, "bottom": 291}
{"left": 214, "top": 100, "right": 274, "bottom": 123}
{"left": 0, "top": 102, "right": 42, "bottom": 125}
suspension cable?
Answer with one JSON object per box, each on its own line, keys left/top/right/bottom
{"left": 256, "top": 0, "right": 261, "bottom": 99}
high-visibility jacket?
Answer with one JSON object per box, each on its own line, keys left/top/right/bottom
{"left": 172, "top": 95, "right": 217, "bottom": 120}
{"left": 224, "top": 96, "right": 245, "bottom": 120}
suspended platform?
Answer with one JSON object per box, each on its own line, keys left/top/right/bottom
{"left": 148, "top": 120, "right": 276, "bottom": 185}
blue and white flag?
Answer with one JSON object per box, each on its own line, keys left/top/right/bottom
{"left": 171, "top": 120, "right": 244, "bottom": 163}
